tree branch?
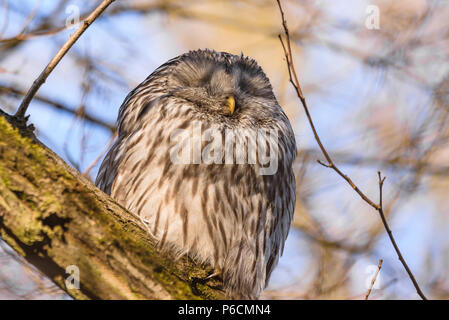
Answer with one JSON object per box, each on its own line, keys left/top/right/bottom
{"left": 15, "top": 0, "right": 116, "bottom": 118}
{"left": 276, "top": 0, "right": 427, "bottom": 300}
{"left": 0, "top": 84, "right": 116, "bottom": 133}
{"left": 0, "top": 111, "right": 224, "bottom": 299}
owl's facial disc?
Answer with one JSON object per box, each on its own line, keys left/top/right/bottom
{"left": 167, "top": 50, "right": 281, "bottom": 122}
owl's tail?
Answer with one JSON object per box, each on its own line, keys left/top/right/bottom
{"left": 222, "top": 239, "right": 266, "bottom": 300}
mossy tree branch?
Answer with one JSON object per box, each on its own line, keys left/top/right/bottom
{"left": 0, "top": 110, "right": 224, "bottom": 300}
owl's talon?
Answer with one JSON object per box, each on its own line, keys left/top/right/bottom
{"left": 206, "top": 270, "right": 222, "bottom": 280}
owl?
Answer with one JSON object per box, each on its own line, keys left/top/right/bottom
{"left": 96, "top": 49, "right": 296, "bottom": 299}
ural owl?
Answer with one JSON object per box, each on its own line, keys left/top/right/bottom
{"left": 96, "top": 49, "right": 296, "bottom": 299}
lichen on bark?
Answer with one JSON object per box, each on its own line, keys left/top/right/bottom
{"left": 0, "top": 112, "right": 225, "bottom": 300}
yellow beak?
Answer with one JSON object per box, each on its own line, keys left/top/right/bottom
{"left": 226, "top": 95, "right": 235, "bottom": 115}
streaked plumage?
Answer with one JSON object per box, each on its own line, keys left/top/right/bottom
{"left": 96, "top": 49, "right": 296, "bottom": 299}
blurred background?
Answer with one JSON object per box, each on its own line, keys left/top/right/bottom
{"left": 1, "top": 0, "right": 449, "bottom": 299}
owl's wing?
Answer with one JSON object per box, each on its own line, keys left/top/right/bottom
{"left": 95, "top": 139, "right": 121, "bottom": 195}
{"left": 264, "top": 170, "right": 296, "bottom": 286}
{"left": 96, "top": 54, "right": 183, "bottom": 193}
{"left": 116, "top": 56, "right": 183, "bottom": 137}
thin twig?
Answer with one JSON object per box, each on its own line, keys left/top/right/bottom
{"left": 365, "top": 259, "right": 383, "bottom": 300}
{"left": 0, "top": 84, "right": 116, "bottom": 132}
{"left": 276, "top": 0, "right": 427, "bottom": 300}
{"left": 18, "top": 0, "right": 43, "bottom": 36}
{"left": 0, "top": 0, "right": 9, "bottom": 39}
{"left": 15, "top": 0, "right": 116, "bottom": 118}
{"left": 82, "top": 131, "right": 117, "bottom": 178}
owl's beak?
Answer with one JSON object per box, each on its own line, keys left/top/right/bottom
{"left": 225, "top": 95, "right": 235, "bottom": 115}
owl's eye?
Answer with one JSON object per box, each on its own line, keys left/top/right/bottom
{"left": 238, "top": 74, "right": 272, "bottom": 99}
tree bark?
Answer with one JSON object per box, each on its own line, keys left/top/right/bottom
{"left": 0, "top": 110, "right": 224, "bottom": 300}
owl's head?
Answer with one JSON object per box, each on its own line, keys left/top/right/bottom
{"left": 158, "top": 49, "right": 283, "bottom": 126}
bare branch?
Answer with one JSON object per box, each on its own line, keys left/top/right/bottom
{"left": 15, "top": 0, "right": 116, "bottom": 118}
{"left": 82, "top": 131, "right": 117, "bottom": 178}
{"left": 300, "top": 148, "right": 449, "bottom": 177}
{"left": 276, "top": 0, "right": 427, "bottom": 300}
{"left": 365, "top": 259, "right": 383, "bottom": 300}
{"left": 0, "top": 112, "right": 224, "bottom": 299}
{"left": 0, "top": 84, "right": 116, "bottom": 132}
